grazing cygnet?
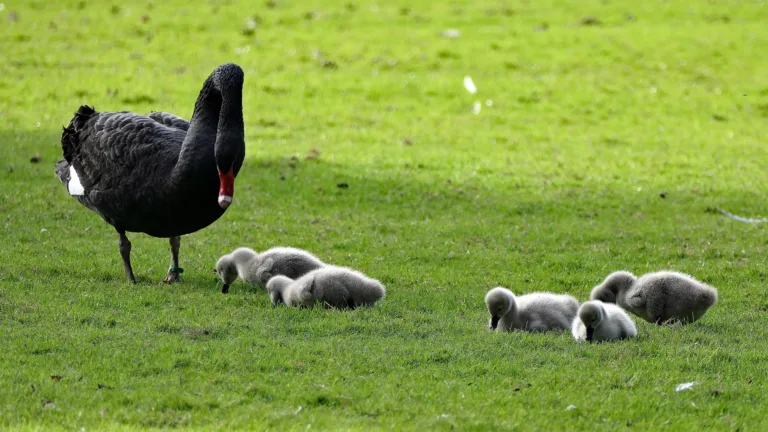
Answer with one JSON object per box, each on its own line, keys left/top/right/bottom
{"left": 484, "top": 287, "right": 579, "bottom": 332}
{"left": 266, "top": 266, "right": 386, "bottom": 309}
{"left": 571, "top": 301, "right": 637, "bottom": 342}
{"left": 215, "top": 247, "right": 325, "bottom": 294}
{"left": 590, "top": 270, "right": 718, "bottom": 324}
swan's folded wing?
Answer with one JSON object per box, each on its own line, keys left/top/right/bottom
{"left": 148, "top": 111, "right": 190, "bottom": 131}
{"left": 64, "top": 110, "right": 184, "bottom": 196}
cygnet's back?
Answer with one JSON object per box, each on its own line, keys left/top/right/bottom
{"left": 250, "top": 247, "right": 326, "bottom": 288}
{"left": 514, "top": 292, "right": 580, "bottom": 331}
{"left": 269, "top": 266, "right": 385, "bottom": 309}
{"left": 298, "top": 266, "right": 385, "bottom": 309}
{"left": 625, "top": 271, "right": 718, "bottom": 324}
{"left": 572, "top": 301, "right": 637, "bottom": 342}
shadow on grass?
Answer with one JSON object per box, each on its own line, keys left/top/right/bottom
{"left": 29, "top": 263, "right": 244, "bottom": 291}
{"left": 1, "top": 128, "right": 547, "bottom": 221}
{"left": 0, "top": 128, "right": 726, "bottom": 224}
{"left": 1, "top": 128, "right": 749, "bottom": 291}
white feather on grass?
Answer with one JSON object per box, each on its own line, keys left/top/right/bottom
{"left": 464, "top": 76, "right": 477, "bottom": 94}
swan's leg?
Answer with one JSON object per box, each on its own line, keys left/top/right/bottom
{"left": 117, "top": 229, "right": 136, "bottom": 283}
{"left": 163, "top": 236, "right": 182, "bottom": 284}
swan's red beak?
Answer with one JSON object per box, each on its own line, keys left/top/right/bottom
{"left": 218, "top": 169, "right": 235, "bottom": 209}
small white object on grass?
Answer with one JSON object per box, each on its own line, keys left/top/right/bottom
{"left": 675, "top": 382, "right": 697, "bottom": 392}
{"left": 464, "top": 76, "right": 477, "bottom": 94}
{"left": 565, "top": 405, "right": 577, "bottom": 411}
{"left": 441, "top": 29, "right": 461, "bottom": 38}
{"left": 235, "top": 46, "right": 250, "bottom": 55}
{"left": 715, "top": 207, "right": 768, "bottom": 223}
{"left": 472, "top": 101, "right": 482, "bottom": 115}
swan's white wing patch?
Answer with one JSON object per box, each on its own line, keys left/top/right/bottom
{"left": 68, "top": 165, "right": 85, "bottom": 196}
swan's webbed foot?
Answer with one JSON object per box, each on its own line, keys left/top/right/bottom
{"left": 163, "top": 267, "right": 183, "bottom": 284}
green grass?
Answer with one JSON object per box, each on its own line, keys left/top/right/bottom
{"left": 2, "top": 0, "right": 768, "bottom": 429}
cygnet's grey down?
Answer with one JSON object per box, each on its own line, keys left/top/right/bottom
{"left": 571, "top": 300, "right": 637, "bottom": 342}
{"left": 266, "top": 266, "right": 386, "bottom": 309}
{"left": 589, "top": 270, "right": 718, "bottom": 325}
{"left": 265, "top": 275, "right": 304, "bottom": 306}
{"left": 484, "top": 287, "right": 579, "bottom": 332}
{"left": 215, "top": 246, "right": 325, "bottom": 294}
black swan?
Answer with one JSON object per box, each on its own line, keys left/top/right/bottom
{"left": 55, "top": 63, "right": 245, "bottom": 283}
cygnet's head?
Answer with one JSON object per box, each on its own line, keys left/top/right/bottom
{"left": 294, "top": 279, "right": 318, "bottom": 308}
{"left": 215, "top": 255, "right": 238, "bottom": 293}
{"left": 230, "top": 247, "right": 259, "bottom": 263}
{"left": 589, "top": 271, "right": 636, "bottom": 303}
{"left": 578, "top": 301, "right": 606, "bottom": 342}
{"left": 266, "top": 275, "right": 293, "bottom": 305}
{"left": 484, "top": 287, "right": 515, "bottom": 330}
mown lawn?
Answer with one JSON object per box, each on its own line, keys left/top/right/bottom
{"left": 2, "top": 0, "right": 768, "bottom": 429}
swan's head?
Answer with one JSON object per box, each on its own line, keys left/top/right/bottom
{"left": 266, "top": 275, "right": 292, "bottom": 305}
{"left": 215, "top": 255, "right": 239, "bottom": 293}
{"left": 589, "top": 271, "right": 636, "bottom": 303}
{"left": 212, "top": 64, "right": 245, "bottom": 210}
{"left": 578, "top": 301, "right": 606, "bottom": 342}
{"left": 485, "top": 287, "right": 515, "bottom": 330}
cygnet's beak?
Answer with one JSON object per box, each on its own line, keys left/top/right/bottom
{"left": 221, "top": 284, "right": 230, "bottom": 294}
{"left": 586, "top": 327, "right": 594, "bottom": 342}
{"left": 490, "top": 315, "right": 500, "bottom": 330}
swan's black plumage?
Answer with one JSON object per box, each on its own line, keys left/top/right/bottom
{"left": 55, "top": 63, "right": 245, "bottom": 283}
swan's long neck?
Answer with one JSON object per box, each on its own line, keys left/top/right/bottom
{"left": 172, "top": 65, "right": 245, "bottom": 184}
{"left": 174, "top": 77, "right": 221, "bottom": 176}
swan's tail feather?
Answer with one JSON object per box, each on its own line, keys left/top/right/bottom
{"left": 61, "top": 105, "right": 97, "bottom": 163}
{"left": 55, "top": 159, "right": 70, "bottom": 184}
